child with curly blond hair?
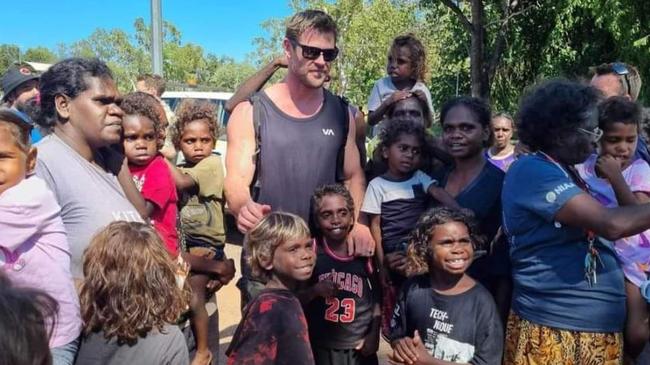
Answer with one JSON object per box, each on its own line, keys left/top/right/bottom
{"left": 389, "top": 207, "right": 502, "bottom": 365}
{"left": 75, "top": 221, "right": 190, "bottom": 365}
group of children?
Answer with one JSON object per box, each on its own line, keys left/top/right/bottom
{"left": 1, "top": 30, "right": 650, "bottom": 365}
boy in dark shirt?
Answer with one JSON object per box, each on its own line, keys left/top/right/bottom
{"left": 226, "top": 212, "right": 316, "bottom": 365}
{"left": 389, "top": 207, "right": 503, "bottom": 365}
{"left": 303, "top": 184, "right": 381, "bottom": 365}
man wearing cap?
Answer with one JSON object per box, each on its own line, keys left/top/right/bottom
{"left": 2, "top": 65, "right": 42, "bottom": 142}
{"left": 2, "top": 65, "right": 39, "bottom": 108}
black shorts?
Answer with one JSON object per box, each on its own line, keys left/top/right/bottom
{"left": 312, "top": 345, "right": 379, "bottom": 365}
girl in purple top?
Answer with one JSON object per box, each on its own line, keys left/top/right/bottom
{"left": 486, "top": 112, "right": 516, "bottom": 172}
{"left": 0, "top": 108, "right": 81, "bottom": 365}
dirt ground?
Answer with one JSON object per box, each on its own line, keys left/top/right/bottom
{"left": 215, "top": 242, "right": 393, "bottom": 365}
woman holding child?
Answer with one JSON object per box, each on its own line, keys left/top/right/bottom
{"left": 502, "top": 79, "right": 650, "bottom": 363}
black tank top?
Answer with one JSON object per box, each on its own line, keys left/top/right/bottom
{"left": 305, "top": 239, "right": 376, "bottom": 349}
{"left": 254, "top": 90, "right": 347, "bottom": 222}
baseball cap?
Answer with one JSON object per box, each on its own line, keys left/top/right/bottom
{"left": 1, "top": 66, "right": 39, "bottom": 102}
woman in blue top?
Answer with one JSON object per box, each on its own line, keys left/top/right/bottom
{"left": 502, "top": 79, "right": 650, "bottom": 364}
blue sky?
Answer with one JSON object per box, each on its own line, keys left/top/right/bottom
{"left": 0, "top": 0, "right": 292, "bottom": 61}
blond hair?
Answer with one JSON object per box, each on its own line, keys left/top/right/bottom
{"left": 245, "top": 212, "right": 311, "bottom": 282}
{"left": 79, "top": 221, "right": 190, "bottom": 344}
{"left": 285, "top": 9, "right": 338, "bottom": 43}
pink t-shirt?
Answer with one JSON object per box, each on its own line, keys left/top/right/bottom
{"left": 129, "top": 155, "right": 179, "bottom": 257}
{"left": 0, "top": 176, "right": 82, "bottom": 348}
{"left": 576, "top": 154, "right": 650, "bottom": 286}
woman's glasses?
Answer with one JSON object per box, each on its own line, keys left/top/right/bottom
{"left": 290, "top": 40, "right": 339, "bottom": 62}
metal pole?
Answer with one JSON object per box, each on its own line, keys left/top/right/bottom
{"left": 151, "top": 0, "right": 163, "bottom": 76}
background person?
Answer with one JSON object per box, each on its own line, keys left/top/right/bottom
{"left": 1, "top": 64, "right": 43, "bottom": 142}
{"left": 136, "top": 73, "right": 177, "bottom": 160}
{"left": 486, "top": 112, "right": 515, "bottom": 172}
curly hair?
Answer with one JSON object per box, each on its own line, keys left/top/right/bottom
{"left": 120, "top": 92, "right": 164, "bottom": 148}
{"left": 37, "top": 57, "right": 113, "bottom": 130}
{"left": 79, "top": 221, "right": 190, "bottom": 345}
{"left": 0, "top": 272, "right": 58, "bottom": 365}
{"left": 405, "top": 207, "right": 485, "bottom": 276}
{"left": 171, "top": 99, "right": 219, "bottom": 149}
{"left": 598, "top": 96, "right": 641, "bottom": 131}
{"left": 516, "top": 79, "right": 599, "bottom": 152}
{"left": 245, "top": 212, "right": 311, "bottom": 282}
{"left": 309, "top": 183, "right": 355, "bottom": 238}
{"left": 378, "top": 118, "right": 429, "bottom": 161}
{"left": 440, "top": 96, "right": 493, "bottom": 147}
{"left": 389, "top": 34, "right": 428, "bottom": 82}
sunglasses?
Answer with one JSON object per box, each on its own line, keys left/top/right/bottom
{"left": 611, "top": 62, "right": 632, "bottom": 96}
{"left": 577, "top": 126, "right": 603, "bottom": 143}
{"left": 290, "top": 40, "right": 339, "bottom": 62}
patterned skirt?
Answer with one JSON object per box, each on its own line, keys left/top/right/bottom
{"left": 504, "top": 311, "right": 623, "bottom": 365}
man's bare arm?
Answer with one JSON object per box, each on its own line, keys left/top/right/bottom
{"left": 342, "top": 108, "right": 366, "bottom": 219}
{"left": 225, "top": 102, "right": 256, "bottom": 216}
{"left": 224, "top": 101, "right": 271, "bottom": 232}
{"left": 224, "top": 56, "right": 287, "bottom": 114}
{"left": 342, "top": 108, "right": 375, "bottom": 256}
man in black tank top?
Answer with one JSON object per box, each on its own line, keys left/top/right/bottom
{"left": 225, "top": 10, "right": 375, "bottom": 305}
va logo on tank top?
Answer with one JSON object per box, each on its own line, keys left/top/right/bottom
{"left": 322, "top": 128, "right": 335, "bottom": 136}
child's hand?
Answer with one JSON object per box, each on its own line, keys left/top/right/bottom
{"left": 313, "top": 280, "right": 339, "bottom": 298}
{"left": 386, "top": 252, "right": 408, "bottom": 276}
{"left": 215, "top": 259, "right": 236, "bottom": 285}
{"left": 390, "top": 337, "right": 418, "bottom": 365}
{"left": 355, "top": 325, "right": 380, "bottom": 356}
{"left": 206, "top": 279, "right": 223, "bottom": 292}
{"left": 595, "top": 154, "right": 623, "bottom": 181}
{"left": 389, "top": 331, "right": 430, "bottom": 365}
{"left": 385, "top": 90, "right": 412, "bottom": 107}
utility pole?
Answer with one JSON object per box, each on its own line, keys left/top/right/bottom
{"left": 151, "top": 0, "right": 163, "bottom": 76}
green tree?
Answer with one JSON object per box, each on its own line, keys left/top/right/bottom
{"left": 23, "top": 47, "right": 58, "bottom": 64}
{"left": 0, "top": 44, "right": 21, "bottom": 76}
